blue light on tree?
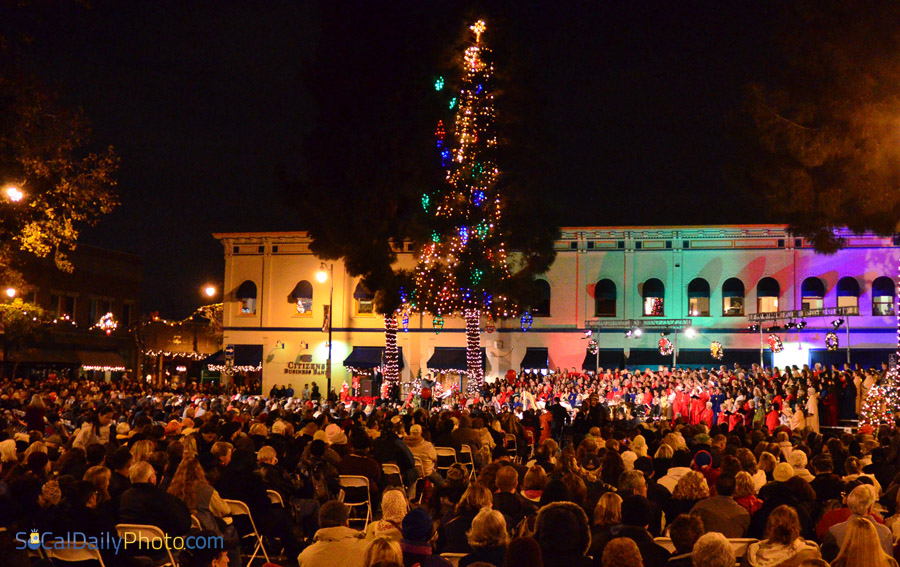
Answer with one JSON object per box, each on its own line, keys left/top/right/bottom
{"left": 521, "top": 311, "right": 533, "bottom": 331}
{"left": 459, "top": 226, "right": 469, "bottom": 244}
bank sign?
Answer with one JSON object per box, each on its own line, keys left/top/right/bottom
{"left": 284, "top": 354, "right": 326, "bottom": 376}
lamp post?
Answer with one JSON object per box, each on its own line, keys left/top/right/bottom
{"left": 4, "top": 186, "right": 23, "bottom": 203}
{"left": 316, "top": 263, "right": 334, "bottom": 394}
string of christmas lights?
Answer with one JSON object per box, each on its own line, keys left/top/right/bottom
{"left": 383, "top": 314, "right": 400, "bottom": 389}
{"left": 414, "top": 19, "right": 516, "bottom": 389}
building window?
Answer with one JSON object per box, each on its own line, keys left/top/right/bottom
{"left": 532, "top": 279, "right": 551, "bottom": 317}
{"left": 722, "top": 277, "right": 745, "bottom": 316}
{"left": 642, "top": 278, "right": 665, "bottom": 316}
{"left": 354, "top": 282, "right": 375, "bottom": 315}
{"left": 595, "top": 279, "right": 616, "bottom": 317}
{"left": 801, "top": 277, "right": 826, "bottom": 310}
{"left": 836, "top": 276, "right": 860, "bottom": 310}
{"left": 873, "top": 276, "right": 895, "bottom": 315}
{"left": 50, "top": 293, "right": 76, "bottom": 319}
{"left": 687, "top": 278, "right": 710, "bottom": 317}
{"left": 236, "top": 280, "right": 257, "bottom": 314}
{"left": 757, "top": 277, "right": 780, "bottom": 313}
{"left": 289, "top": 280, "right": 314, "bottom": 316}
{"left": 89, "top": 298, "right": 114, "bottom": 325}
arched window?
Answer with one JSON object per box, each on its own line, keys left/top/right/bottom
{"left": 801, "top": 277, "right": 826, "bottom": 310}
{"left": 354, "top": 281, "right": 375, "bottom": 315}
{"left": 236, "top": 280, "right": 257, "bottom": 314}
{"left": 873, "top": 276, "right": 895, "bottom": 316}
{"left": 595, "top": 279, "right": 616, "bottom": 317}
{"left": 836, "top": 276, "right": 860, "bottom": 310}
{"left": 532, "top": 279, "right": 551, "bottom": 317}
{"left": 289, "top": 280, "right": 313, "bottom": 315}
{"left": 642, "top": 278, "right": 665, "bottom": 316}
{"left": 687, "top": 278, "right": 710, "bottom": 317}
{"left": 757, "top": 277, "right": 780, "bottom": 313}
{"left": 722, "top": 277, "right": 745, "bottom": 316}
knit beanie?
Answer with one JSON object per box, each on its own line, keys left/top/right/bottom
{"left": 402, "top": 507, "right": 433, "bottom": 542}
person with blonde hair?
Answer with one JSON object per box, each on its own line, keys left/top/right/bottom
{"left": 440, "top": 483, "right": 494, "bottom": 553}
{"left": 733, "top": 471, "right": 763, "bottom": 515}
{"left": 744, "top": 505, "right": 820, "bottom": 567}
{"left": 130, "top": 439, "right": 156, "bottom": 463}
{"left": 167, "top": 456, "right": 230, "bottom": 530}
{"left": 831, "top": 517, "right": 899, "bottom": 567}
{"left": 461, "top": 508, "right": 509, "bottom": 567}
{"left": 601, "top": 537, "right": 643, "bottom": 567}
{"left": 363, "top": 537, "right": 403, "bottom": 567}
{"left": 666, "top": 470, "right": 708, "bottom": 519}
{"left": 588, "top": 492, "right": 623, "bottom": 561}
{"left": 693, "top": 532, "right": 734, "bottom": 567}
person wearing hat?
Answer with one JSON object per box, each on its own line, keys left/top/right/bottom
{"left": 325, "top": 423, "right": 349, "bottom": 458}
{"left": 298, "top": 501, "right": 368, "bottom": 567}
{"left": 400, "top": 507, "right": 452, "bottom": 567}
{"left": 688, "top": 473, "right": 750, "bottom": 538}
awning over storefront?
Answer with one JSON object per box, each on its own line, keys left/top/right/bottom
{"left": 202, "top": 345, "right": 263, "bottom": 370}
{"left": 427, "top": 347, "right": 486, "bottom": 371}
{"left": 343, "top": 346, "right": 404, "bottom": 370}
{"left": 581, "top": 349, "right": 625, "bottom": 371}
{"left": 76, "top": 350, "right": 128, "bottom": 371}
{"left": 520, "top": 347, "right": 549, "bottom": 370}
{"left": 8, "top": 348, "right": 81, "bottom": 365}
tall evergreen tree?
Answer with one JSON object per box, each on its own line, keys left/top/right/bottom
{"left": 414, "top": 20, "right": 517, "bottom": 392}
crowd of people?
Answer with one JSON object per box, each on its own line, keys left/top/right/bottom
{"left": 0, "top": 360, "right": 897, "bottom": 567}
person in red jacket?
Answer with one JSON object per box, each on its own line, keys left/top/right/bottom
{"left": 765, "top": 403, "right": 780, "bottom": 432}
{"left": 700, "top": 401, "right": 714, "bottom": 429}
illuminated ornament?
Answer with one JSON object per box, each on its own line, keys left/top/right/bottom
{"left": 470, "top": 19, "right": 486, "bottom": 42}
{"left": 96, "top": 312, "right": 118, "bottom": 335}
{"left": 587, "top": 339, "right": 599, "bottom": 355}
{"left": 475, "top": 221, "right": 489, "bottom": 238}
{"left": 433, "top": 314, "right": 444, "bottom": 334}
{"left": 471, "top": 268, "right": 483, "bottom": 285}
{"left": 402, "top": 312, "right": 410, "bottom": 332}
{"left": 658, "top": 334, "right": 674, "bottom": 356}
{"left": 767, "top": 334, "right": 784, "bottom": 353}
{"left": 826, "top": 331, "right": 839, "bottom": 351}
{"left": 434, "top": 76, "right": 445, "bottom": 91}
{"left": 435, "top": 120, "right": 445, "bottom": 139}
{"left": 475, "top": 84, "right": 483, "bottom": 95}
{"left": 422, "top": 193, "right": 430, "bottom": 211}
{"left": 449, "top": 97, "right": 457, "bottom": 110}
{"left": 710, "top": 341, "right": 724, "bottom": 360}
{"left": 431, "top": 231, "right": 440, "bottom": 243}
{"left": 485, "top": 321, "right": 495, "bottom": 334}
{"left": 459, "top": 226, "right": 469, "bottom": 244}
{"left": 520, "top": 311, "right": 533, "bottom": 331}
{"left": 473, "top": 190, "right": 486, "bottom": 206}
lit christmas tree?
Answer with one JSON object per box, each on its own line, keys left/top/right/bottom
{"left": 860, "top": 263, "right": 900, "bottom": 428}
{"left": 414, "top": 20, "right": 516, "bottom": 393}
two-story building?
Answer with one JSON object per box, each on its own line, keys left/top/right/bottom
{"left": 214, "top": 226, "right": 899, "bottom": 394}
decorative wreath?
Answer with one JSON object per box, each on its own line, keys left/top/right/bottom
{"left": 767, "top": 334, "right": 784, "bottom": 353}
{"left": 826, "top": 331, "right": 839, "bottom": 351}
{"left": 658, "top": 334, "right": 674, "bottom": 356}
{"left": 587, "top": 338, "right": 599, "bottom": 355}
{"left": 97, "top": 312, "right": 118, "bottom": 335}
{"left": 710, "top": 341, "right": 724, "bottom": 360}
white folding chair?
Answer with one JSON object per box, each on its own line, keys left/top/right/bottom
{"left": 413, "top": 457, "right": 426, "bottom": 503}
{"left": 458, "top": 444, "right": 476, "bottom": 479}
{"left": 441, "top": 552, "right": 467, "bottom": 567}
{"left": 45, "top": 541, "right": 106, "bottom": 567}
{"left": 727, "top": 538, "right": 759, "bottom": 560}
{"left": 435, "top": 446, "right": 458, "bottom": 476}
{"left": 382, "top": 463, "right": 406, "bottom": 492}
{"left": 339, "top": 475, "right": 372, "bottom": 528}
{"left": 223, "top": 498, "right": 271, "bottom": 565}
{"left": 116, "top": 523, "right": 178, "bottom": 567}
{"left": 267, "top": 489, "right": 285, "bottom": 507}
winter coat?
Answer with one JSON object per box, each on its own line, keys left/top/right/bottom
{"left": 742, "top": 538, "right": 820, "bottom": 567}
{"left": 298, "top": 526, "right": 368, "bottom": 567}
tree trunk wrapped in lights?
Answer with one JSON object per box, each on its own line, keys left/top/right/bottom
{"left": 861, "top": 264, "right": 900, "bottom": 428}
{"left": 382, "top": 313, "right": 400, "bottom": 397}
{"left": 414, "top": 20, "right": 516, "bottom": 395}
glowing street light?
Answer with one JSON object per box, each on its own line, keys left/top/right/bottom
{"left": 203, "top": 285, "right": 217, "bottom": 298}
{"left": 317, "top": 262, "right": 334, "bottom": 393}
{"left": 5, "top": 288, "right": 15, "bottom": 298}
{"left": 5, "top": 186, "right": 23, "bottom": 202}
{"left": 316, "top": 265, "right": 329, "bottom": 283}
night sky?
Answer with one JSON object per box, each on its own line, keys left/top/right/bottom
{"left": 14, "top": 1, "right": 779, "bottom": 316}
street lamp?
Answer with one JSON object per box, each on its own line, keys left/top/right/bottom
{"left": 317, "top": 262, "right": 334, "bottom": 394}
{"left": 203, "top": 285, "right": 217, "bottom": 298}
{"left": 4, "top": 186, "right": 23, "bottom": 202}
{"left": 5, "top": 288, "right": 15, "bottom": 299}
